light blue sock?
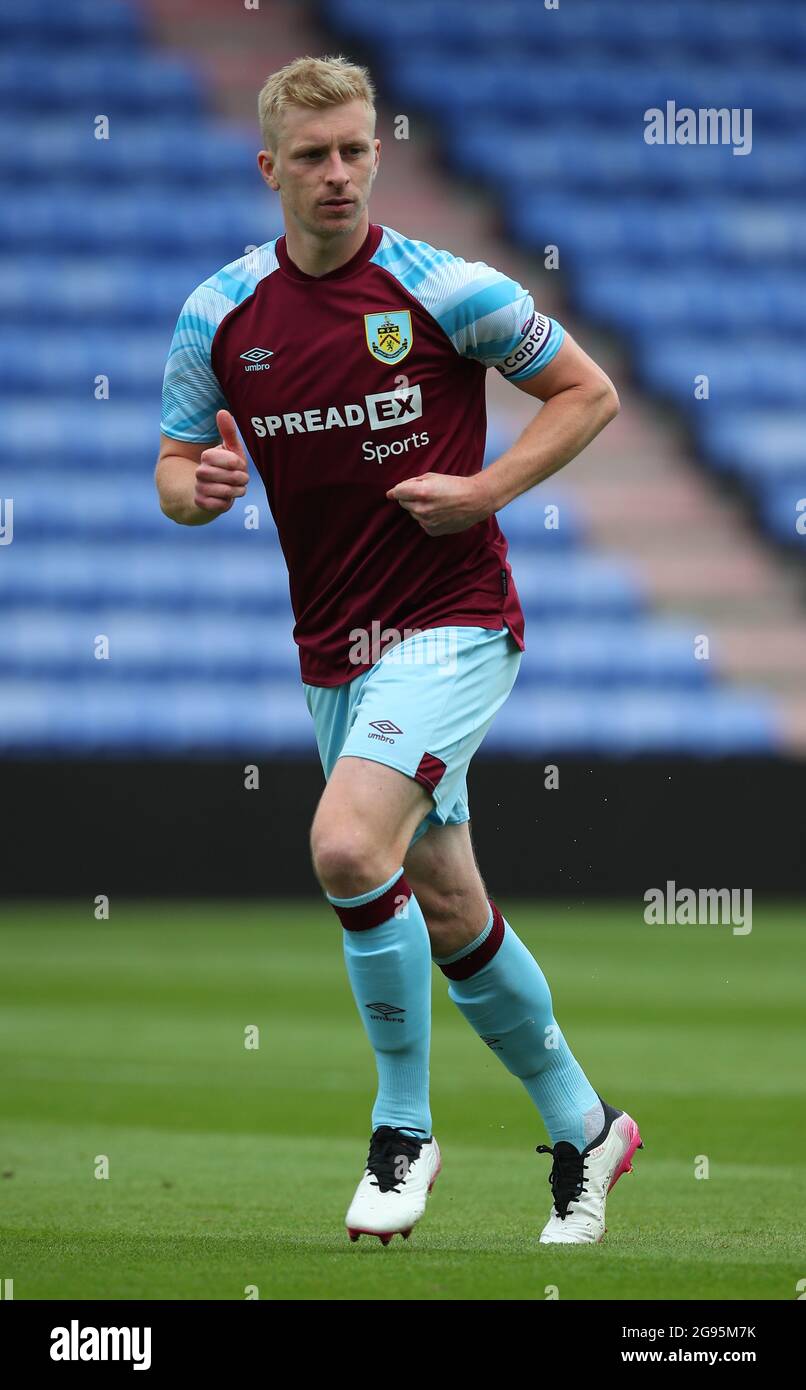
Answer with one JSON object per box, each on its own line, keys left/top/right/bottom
{"left": 435, "top": 905, "right": 603, "bottom": 1151}
{"left": 328, "top": 868, "right": 432, "bottom": 1140}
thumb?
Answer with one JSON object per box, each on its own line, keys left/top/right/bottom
{"left": 217, "top": 409, "right": 242, "bottom": 457}
{"left": 387, "top": 476, "right": 425, "bottom": 501}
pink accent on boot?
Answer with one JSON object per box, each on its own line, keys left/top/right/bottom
{"left": 608, "top": 1114, "right": 643, "bottom": 1192}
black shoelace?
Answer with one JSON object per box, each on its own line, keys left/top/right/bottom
{"left": 536, "top": 1140, "right": 588, "bottom": 1218}
{"left": 366, "top": 1127, "right": 423, "bottom": 1194}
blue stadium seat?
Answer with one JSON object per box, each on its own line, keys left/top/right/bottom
{"left": 0, "top": 332, "right": 174, "bottom": 396}
{"left": 494, "top": 489, "right": 584, "bottom": 547}
{"left": 755, "top": 480, "right": 806, "bottom": 546}
{"left": 6, "top": 401, "right": 180, "bottom": 469}
{"left": 483, "top": 689, "right": 778, "bottom": 755}
{"left": 0, "top": 192, "right": 277, "bottom": 252}
{"left": 0, "top": 121, "right": 260, "bottom": 188}
{"left": 508, "top": 198, "right": 806, "bottom": 269}
{"left": 506, "top": 555, "right": 642, "bottom": 617}
{"left": 571, "top": 270, "right": 806, "bottom": 338}
{"left": 447, "top": 127, "right": 806, "bottom": 194}
{"left": 0, "top": 55, "right": 202, "bottom": 113}
{"left": 388, "top": 60, "right": 806, "bottom": 126}
{"left": 1, "top": 612, "right": 298, "bottom": 678}
{"left": 638, "top": 341, "right": 806, "bottom": 409}
{"left": 1, "top": 542, "right": 293, "bottom": 613}
{"left": 323, "top": 0, "right": 806, "bottom": 60}
{"left": 700, "top": 412, "right": 806, "bottom": 480}
{"left": 1, "top": 471, "right": 279, "bottom": 539}
{"left": 0, "top": 680, "right": 317, "bottom": 753}
{"left": 0, "top": 0, "right": 142, "bottom": 44}
{"left": 516, "top": 622, "right": 710, "bottom": 688}
{"left": 0, "top": 258, "right": 220, "bottom": 325}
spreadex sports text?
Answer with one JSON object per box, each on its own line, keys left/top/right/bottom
{"left": 250, "top": 384, "right": 430, "bottom": 463}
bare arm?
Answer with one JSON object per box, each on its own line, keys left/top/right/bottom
{"left": 155, "top": 410, "right": 249, "bottom": 526}
{"left": 480, "top": 331, "right": 619, "bottom": 511}
{"left": 387, "top": 333, "right": 619, "bottom": 535}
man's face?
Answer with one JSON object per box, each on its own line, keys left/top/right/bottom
{"left": 259, "top": 99, "right": 379, "bottom": 239}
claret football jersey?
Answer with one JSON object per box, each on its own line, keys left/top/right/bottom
{"left": 161, "top": 222, "right": 565, "bottom": 686}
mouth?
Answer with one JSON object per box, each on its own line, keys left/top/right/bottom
{"left": 319, "top": 198, "right": 355, "bottom": 208}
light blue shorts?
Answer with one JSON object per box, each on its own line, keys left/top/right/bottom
{"left": 303, "top": 625, "right": 522, "bottom": 847}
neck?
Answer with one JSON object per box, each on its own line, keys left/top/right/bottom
{"left": 282, "top": 211, "right": 370, "bottom": 277}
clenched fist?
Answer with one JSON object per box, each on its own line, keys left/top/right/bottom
{"left": 386, "top": 471, "right": 492, "bottom": 536}
{"left": 194, "top": 409, "right": 249, "bottom": 513}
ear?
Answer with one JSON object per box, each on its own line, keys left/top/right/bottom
{"left": 257, "top": 150, "right": 279, "bottom": 190}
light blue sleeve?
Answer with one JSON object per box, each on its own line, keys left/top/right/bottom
{"left": 160, "top": 282, "right": 231, "bottom": 443}
{"left": 426, "top": 260, "right": 564, "bottom": 381}
{"left": 160, "top": 244, "right": 280, "bottom": 442}
{"left": 486, "top": 303, "right": 566, "bottom": 383}
{"left": 371, "top": 229, "right": 564, "bottom": 382}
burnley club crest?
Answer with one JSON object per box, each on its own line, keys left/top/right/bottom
{"left": 364, "top": 310, "right": 413, "bottom": 364}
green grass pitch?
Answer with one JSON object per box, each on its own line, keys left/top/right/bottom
{"left": 1, "top": 900, "right": 802, "bottom": 1301}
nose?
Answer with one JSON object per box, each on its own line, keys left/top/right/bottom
{"left": 323, "top": 151, "right": 349, "bottom": 184}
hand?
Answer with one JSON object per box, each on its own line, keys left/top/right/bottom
{"left": 194, "top": 410, "right": 249, "bottom": 513}
{"left": 386, "top": 472, "right": 492, "bottom": 536}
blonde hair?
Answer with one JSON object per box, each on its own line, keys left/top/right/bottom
{"left": 258, "top": 54, "right": 376, "bottom": 152}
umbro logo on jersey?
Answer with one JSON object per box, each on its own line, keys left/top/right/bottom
{"left": 366, "top": 1002, "right": 406, "bottom": 1022}
{"left": 240, "top": 347, "right": 274, "bottom": 371}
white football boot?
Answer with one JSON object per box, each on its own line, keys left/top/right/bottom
{"left": 346, "top": 1125, "right": 442, "bottom": 1245}
{"left": 536, "top": 1097, "right": 643, "bottom": 1244}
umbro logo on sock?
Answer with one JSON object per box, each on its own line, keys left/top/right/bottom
{"left": 366, "top": 1002, "right": 406, "bottom": 1022}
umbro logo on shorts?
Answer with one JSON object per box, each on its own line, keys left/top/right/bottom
{"left": 368, "top": 719, "right": 402, "bottom": 736}
{"left": 366, "top": 1002, "right": 406, "bottom": 1023}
